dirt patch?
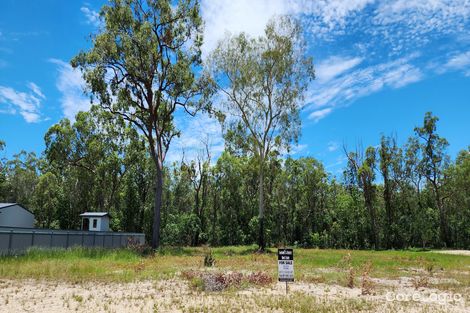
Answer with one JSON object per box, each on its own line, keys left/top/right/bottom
{"left": 0, "top": 278, "right": 468, "bottom": 313}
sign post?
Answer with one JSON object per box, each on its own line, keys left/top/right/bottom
{"left": 278, "top": 248, "right": 294, "bottom": 294}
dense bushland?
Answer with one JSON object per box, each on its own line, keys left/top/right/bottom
{"left": 1, "top": 110, "right": 468, "bottom": 249}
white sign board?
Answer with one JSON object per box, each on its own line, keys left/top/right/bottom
{"left": 278, "top": 248, "right": 294, "bottom": 282}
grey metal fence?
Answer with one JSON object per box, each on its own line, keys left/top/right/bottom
{"left": 0, "top": 227, "right": 145, "bottom": 255}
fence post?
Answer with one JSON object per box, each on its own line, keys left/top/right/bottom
{"left": 50, "top": 231, "right": 53, "bottom": 247}
{"left": 8, "top": 230, "right": 13, "bottom": 255}
{"left": 31, "top": 231, "right": 35, "bottom": 247}
{"left": 81, "top": 233, "right": 84, "bottom": 246}
{"left": 66, "top": 231, "right": 69, "bottom": 249}
{"left": 93, "top": 232, "right": 96, "bottom": 246}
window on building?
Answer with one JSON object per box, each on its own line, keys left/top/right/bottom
{"left": 93, "top": 219, "right": 97, "bottom": 228}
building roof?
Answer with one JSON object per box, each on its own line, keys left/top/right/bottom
{"left": 79, "top": 212, "right": 111, "bottom": 218}
{"left": 0, "top": 203, "right": 34, "bottom": 215}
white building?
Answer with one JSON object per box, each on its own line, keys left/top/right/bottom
{"left": 80, "top": 212, "right": 110, "bottom": 231}
{"left": 0, "top": 203, "right": 35, "bottom": 228}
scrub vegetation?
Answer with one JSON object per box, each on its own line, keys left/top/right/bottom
{"left": 0, "top": 246, "right": 468, "bottom": 288}
{"left": 0, "top": 247, "right": 468, "bottom": 312}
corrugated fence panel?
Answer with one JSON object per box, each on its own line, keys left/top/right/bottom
{"left": 33, "top": 233, "right": 51, "bottom": 248}
{"left": 94, "top": 234, "right": 104, "bottom": 247}
{"left": 10, "top": 233, "right": 32, "bottom": 252}
{"left": 68, "top": 234, "right": 82, "bottom": 247}
{"left": 51, "top": 233, "right": 66, "bottom": 248}
{"left": 83, "top": 233, "right": 95, "bottom": 247}
{"left": 0, "top": 232, "right": 11, "bottom": 251}
{"left": 0, "top": 228, "right": 145, "bottom": 255}
{"left": 103, "top": 235, "right": 111, "bottom": 248}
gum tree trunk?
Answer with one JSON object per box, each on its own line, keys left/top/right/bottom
{"left": 258, "top": 157, "right": 265, "bottom": 251}
{"left": 152, "top": 158, "right": 163, "bottom": 249}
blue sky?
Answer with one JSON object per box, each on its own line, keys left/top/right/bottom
{"left": 1, "top": 0, "right": 469, "bottom": 175}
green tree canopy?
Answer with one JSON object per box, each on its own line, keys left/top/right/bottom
{"left": 209, "top": 16, "right": 315, "bottom": 250}
{"left": 72, "top": 0, "right": 212, "bottom": 248}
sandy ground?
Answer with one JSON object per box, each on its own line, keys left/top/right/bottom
{"left": 433, "top": 250, "right": 470, "bottom": 256}
{"left": 0, "top": 278, "right": 468, "bottom": 313}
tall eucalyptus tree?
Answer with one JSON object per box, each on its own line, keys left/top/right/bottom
{"left": 72, "top": 0, "right": 212, "bottom": 248}
{"left": 209, "top": 16, "right": 314, "bottom": 250}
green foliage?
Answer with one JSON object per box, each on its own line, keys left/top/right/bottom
{"left": 1, "top": 150, "right": 39, "bottom": 208}
{"left": 33, "top": 171, "right": 59, "bottom": 228}
{"left": 162, "top": 213, "right": 201, "bottom": 246}
{"left": 209, "top": 16, "right": 314, "bottom": 250}
{"left": 1, "top": 111, "right": 468, "bottom": 249}
{"left": 72, "top": 0, "right": 212, "bottom": 248}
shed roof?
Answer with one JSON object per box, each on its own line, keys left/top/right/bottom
{"left": 79, "top": 212, "right": 111, "bottom": 218}
{"left": 0, "top": 203, "right": 34, "bottom": 215}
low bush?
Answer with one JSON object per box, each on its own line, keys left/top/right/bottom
{"left": 361, "top": 261, "right": 374, "bottom": 295}
{"left": 126, "top": 238, "right": 154, "bottom": 256}
{"left": 181, "top": 270, "right": 272, "bottom": 291}
{"left": 203, "top": 249, "right": 215, "bottom": 267}
{"left": 246, "top": 271, "right": 273, "bottom": 285}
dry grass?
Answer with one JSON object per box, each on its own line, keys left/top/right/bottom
{"left": 1, "top": 247, "right": 469, "bottom": 287}
{"left": 361, "top": 261, "right": 374, "bottom": 295}
{"left": 0, "top": 246, "right": 469, "bottom": 306}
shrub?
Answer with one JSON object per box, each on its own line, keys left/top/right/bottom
{"left": 203, "top": 248, "right": 215, "bottom": 267}
{"left": 361, "top": 261, "right": 374, "bottom": 295}
{"left": 411, "top": 275, "right": 429, "bottom": 289}
{"left": 347, "top": 267, "right": 355, "bottom": 288}
{"left": 202, "top": 273, "right": 226, "bottom": 291}
{"left": 181, "top": 270, "right": 272, "bottom": 291}
{"left": 310, "top": 232, "right": 321, "bottom": 248}
{"left": 126, "top": 237, "right": 153, "bottom": 256}
{"left": 247, "top": 271, "right": 273, "bottom": 286}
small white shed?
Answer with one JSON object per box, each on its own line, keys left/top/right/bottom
{"left": 0, "top": 203, "right": 35, "bottom": 228}
{"left": 80, "top": 212, "right": 110, "bottom": 231}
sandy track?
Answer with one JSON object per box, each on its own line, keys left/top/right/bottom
{"left": 0, "top": 278, "right": 468, "bottom": 312}
{"left": 433, "top": 250, "right": 470, "bottom": 256}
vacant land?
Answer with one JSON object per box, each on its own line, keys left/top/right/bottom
{"left": 0, "top": 247, "right": 469, "bottom": 312}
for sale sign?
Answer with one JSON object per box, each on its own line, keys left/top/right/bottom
{"left": 278, "top": 248, "right": 294, "bottom": 282}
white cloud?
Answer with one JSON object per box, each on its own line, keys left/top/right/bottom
{"left": 201, "top": 0, "right": 295, "bottom": 57}
{"left": 0, "top": 84, "right": 44, "bottom": 123}
{"left": 371, "top": 0, "right": 470, "bottom": 55}
{"left": 288, "top": 143, "right": 308, "bottom": 155}
{"left": 81, "top": 5, "right": 100, "bottom": 27}
{"left": 301, "top": 0, "right": 470, "bottom": 112}
{"left": 309, "top": 107, "right": 333, "bottom": 123}
{"left": 325, "top": 155, "right": 347, "bottom": 170}
{"left": 443, "top": 51, "right": 470, "bottom": 71}
{"left": 49, "top": 58, "right": 90, "bottom": 120}
{"left": 383, "top": 63, "right": 423, "bottom": 88}
{"left": 27, "top": 82, "right": 45, "bottom": 99}
{"left": 201, "top": 0, "right": 376, "bottom": 57}
{"left": 307, "top": 54, "right": 423, "bottom": 110}
{"left": 202, "top": 0, "right": 454, "bottom": 123}
{"left": 166, "top": 112, "right": 224, "bottom": 164}
{"left": 315, "top": 56, "right": 363, "bottom": 83}
{"left": 327, "top": 141, "right": 339, "bottom": 152}
{"left": 306, "top": 0, "right": 375, "bottom": 38}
